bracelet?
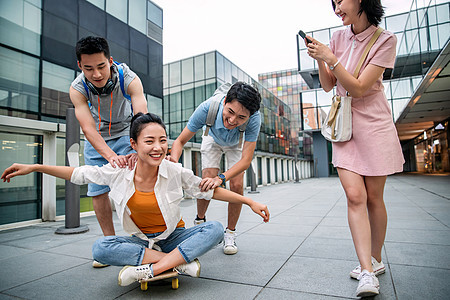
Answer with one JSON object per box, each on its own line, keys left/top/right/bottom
{"left": 329, "top": 60, "right": 340, "bottom": 71}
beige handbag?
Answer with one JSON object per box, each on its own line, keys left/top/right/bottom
{"left": 321, "top": 27, "right": 384, "bottom": 142}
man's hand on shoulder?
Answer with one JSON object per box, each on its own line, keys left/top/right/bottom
{"left": 108, "top": 154, "right": 129, "bottom": 168}
{"left": 125, "top": 153, "right": 138, "bottom": 170}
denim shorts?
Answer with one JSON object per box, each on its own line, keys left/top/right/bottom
{"left": 92, "top": 221, "right": 224, "bottom": 266}
{"left": 84, "top": 135, "right": 135, "bottom": 196}
{"left": 200, "top": 135, "right": 242, "bottom": 170}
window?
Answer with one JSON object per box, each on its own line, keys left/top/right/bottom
{"left": 0, "top": 132, "right": 42, "bottom": 224}
{"left": 106, "top": 0, "right": 127, "bottom": 23}
{"left": 147, "top": 0, "right": 162, "bottom": 28}
{"left": 0, "top": 0, "right": 41, "bottom": 55}
{"left": 128, "top": 0, "right": 146, "bottom": 34}
{"left": 205, "top": 52, "right": 216, "bottom": 79}
{"left": 169, "top": 61, "right": 181, "bottom": 86}
{"left": 181, "top": 58, "right": 194, "bottom": 84}
{"left": 147, "top": 94, "right": 163, "bottom": 117}
{"left": 87, "top": 0, "right": 104, "bottom": 9}
{"left": 0, "top": 47, "right": 40, "bottom": 113}
{"left": 41, "top": 61, "right": 74, "bottom": 119}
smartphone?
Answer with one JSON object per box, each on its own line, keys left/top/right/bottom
{"left": 298, "top": 30, "right": 312, "bottom": 44}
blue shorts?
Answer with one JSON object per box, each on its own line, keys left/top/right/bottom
{"left": 84, "top": 135, "right": 135, "bottom": 197}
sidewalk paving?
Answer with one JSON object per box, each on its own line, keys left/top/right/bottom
{"left": 0, "top": 173, "right": 449, "bottom": 299}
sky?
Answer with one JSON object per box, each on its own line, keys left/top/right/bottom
{"left": 151, "top": 0, "right": 414, "bottom": 79}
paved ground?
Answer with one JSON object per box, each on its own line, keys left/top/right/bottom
{"left": 0, "top": 173, "right": 449, "bottom": 299}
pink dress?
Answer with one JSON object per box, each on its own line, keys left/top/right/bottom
{"left": 329, "top": 25, "right": 404, "bottom": 176}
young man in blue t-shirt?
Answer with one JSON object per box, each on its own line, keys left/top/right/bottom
{"left": 169, "top": 82, "right": 261, "bottom": 255}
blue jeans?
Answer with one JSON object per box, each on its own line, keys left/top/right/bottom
{"left": 92, "top": 221, "right": 224, "bottom": 266}
{"left": 84, "top": 135, "right": 135, "bottom": 196}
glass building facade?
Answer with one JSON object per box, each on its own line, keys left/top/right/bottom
{"left": 293, "top": 0, "right": 449, "bottom": 175}
{"left": 0, "top": 0, "right": 163, "bottom": 224}
{"left": 163, "top": 51, "right": 294, "bottom": 158}
{"left": 258, "top": 69, "right": 313, "bottom": 160}
{"left": 296, "top": 0, "right": 449, "bottom": 130}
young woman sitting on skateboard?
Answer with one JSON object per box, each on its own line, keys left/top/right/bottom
{"left": 1, "top": 112, "right": 270, "bottom": 287}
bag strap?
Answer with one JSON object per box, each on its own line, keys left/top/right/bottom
{"left": 81, "top": 80, "right": 92, "bottom": 108}
{"left": 203, "top": 95, "right": 222, "bottom": 136}
{"left": 237, "top": 119, "right": 249, "bottom": 148}
{"left": 352, "top": 27, "right": 384, "bottom": 78}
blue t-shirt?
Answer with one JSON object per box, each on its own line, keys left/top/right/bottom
{"left": 186, "top": 96, "right": 261, "bottom": 147}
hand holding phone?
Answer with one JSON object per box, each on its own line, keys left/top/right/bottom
{"left": 298, "top": 30, "right": 313, "bottom": 44}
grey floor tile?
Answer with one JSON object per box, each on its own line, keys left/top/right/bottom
{"left": 45, "top": 235, "right": 100, "bottom": 260}
{"left": 281, "top": 209, "right": 328, "bottom": 217}
{"left": 386, "top": 228, "right": 450, "bottom": 245}
{"left": 0, "top": 293, "right": 22, "bottom": 300}
{"left": 268, "top": 215, "right": 323, "bottom": 226}
{"left": 387, "top": 219, "right": 449, "bottom": 230}
{"left": 0, "top": 244, "right": 35, "bottom": 261}
{"left": 256, "top": 287, "right": 345, "bottom": 299}
{"left": 309, "top": 225, "right": 352, "bottom": 240}
{"left": 293, "top": 237, "right": 358, "bottom": 262}
{"left": 3, "top": 231, "right": 98, "bottom": 251}
{"left": 0, "top": 251, "right": 89, "bottom": 292}
{"left": 319, "top": 216, "right": 348, "bottom": 227}
{"left": 3, "top": 263, "right": 129, "bottom": 300}
{"left": 390, "top": 264, "right": 450, "bottom": 300}
{"left": 117, "top": 276, "right": 262, "bottom": 300}
{"left": 246, "top": 223, "right": 316, "bottom": 237}
{"left": 200, "top": 246, "right": 288, "bottom": 286}
{"left": 385, "top": 242, "right": 450, "bottom": 269}
{"left": 234, "top": 233, "right": 306, "bottom": 255}
{"left": 0, "top": 227, "right": 51, "bottom": 243}
{"left": 267, "top": 256, "right": 395, "bottom": 299}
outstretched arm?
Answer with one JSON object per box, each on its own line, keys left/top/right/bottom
{"left": 2, "top": 163, "right": 74, "bottom": 183}
{"left": 212, "top": 187, "right": 270, "bottom": 223}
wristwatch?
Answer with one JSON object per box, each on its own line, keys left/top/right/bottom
{"left": 217, "top": 173, "right": 226, "bottom": 185}
{"left": 329, "top": 60, "right": 340, "bottom": 71}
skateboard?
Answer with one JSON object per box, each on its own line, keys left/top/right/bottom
{"left": 139, "top": 270, "right": 179, "bottom": 291}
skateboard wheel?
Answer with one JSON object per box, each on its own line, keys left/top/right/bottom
{"left": 140, "top": 281, "right": 148, "bottom": 291}
{"left": 172, "top": 278, "right": 179, "bottom": 289}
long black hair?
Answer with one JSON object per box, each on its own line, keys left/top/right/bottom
{"left": 130, "top": 112, "right": 167, "bottom": 141}
{"left": 331, "top": 0, "right": 385, "bottom": 26}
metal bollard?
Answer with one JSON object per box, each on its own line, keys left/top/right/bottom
{"left": 55, "top": 107, "right": 89, "bottom": 234}
{"left": 248, "top": 160, "right": 259, "bottom": 194}
{"left": 294, "top": 155, "right": 301, "bottom": 184}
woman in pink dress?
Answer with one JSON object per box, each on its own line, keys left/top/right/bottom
{"left": 304, "top": 0, "right": 404, "bottom": 297}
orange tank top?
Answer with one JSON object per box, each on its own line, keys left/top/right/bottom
{"left": 127, "top": 189, "right": 185, "bottom": 234}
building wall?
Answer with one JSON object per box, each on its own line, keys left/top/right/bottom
{"left": 163, "top": 51, "right": 294, "bottom": 157}
{"left": 290, "top": 1, "right": 450, "bottom": 176}
{"left": 0, "top": 0, "right": 164, "bottom": 225}
{"left": 163, "top": 51, "right": 314, "bottom": 186}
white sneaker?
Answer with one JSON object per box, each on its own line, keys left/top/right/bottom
{"left": 174, "top": 258, "right": 201, "bottom": 277}
{"left": 356, "top": 270, "right": 380, "bottom": 297}
{"left": 92, "top": 260, "right": 109, "bottom": 268}
{"left": 193, "top": 216, "right": 206, "bottom": 226}
{"left": 223, "top": 228, "right": 238, "bottom": 255}
{"left": 350, "top": 256, "right": 385, "bottom": 279}
{"left": 118, "top": 264, "right": 153, "bottom": 286}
